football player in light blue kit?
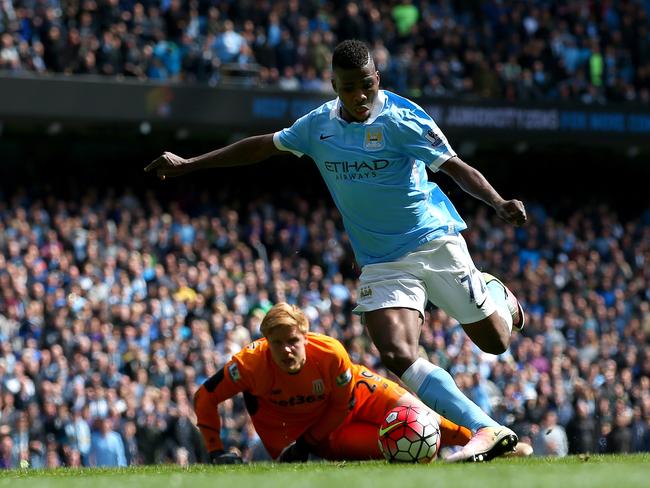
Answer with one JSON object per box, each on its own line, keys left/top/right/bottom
{"left": 146, "top": 40, "right": 527, "bottom": 463}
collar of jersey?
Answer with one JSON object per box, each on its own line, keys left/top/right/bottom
{"left": 330, "top": 90, "right": 387, "bottom": 125}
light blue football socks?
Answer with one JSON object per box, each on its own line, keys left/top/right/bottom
{"left": 402, "top": 358, "right": 499, "bottom": 432}
{"left": 485, "top": 276, "right": 514, "bottom": 332}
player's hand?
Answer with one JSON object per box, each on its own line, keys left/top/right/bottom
{"left": 277, "top": 437, "right": 311, "bottom": 463}
{"left": 144, "top": 151, "right": 194, "bottom": 180}
{"left": 209, "top": 449, "right": 243, "bottom": 465}
{"left": 495, "top": 199, "right": 527, "bottom": 226}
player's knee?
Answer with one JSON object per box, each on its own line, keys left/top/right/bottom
{"left": 464, "top": 316, "right": 511, "bottom": 355}
{"left": 379, "top": 349, "right": 416, "bottom": 377}
{"left": 482, "top": 333, "right": 509, "bottom": 355}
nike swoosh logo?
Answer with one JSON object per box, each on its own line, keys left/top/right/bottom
{"left": 475, "top": 296, "right": 487, "bottom": 309}
{"left": 320, "top": 134, "right": 334, "bottom": 140}
{"left": 379, "top": 422, "right": 402, "bottom": 437}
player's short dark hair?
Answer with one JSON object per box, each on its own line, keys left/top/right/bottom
{"left": 332, "top": 40, "right": 372, "bottom": 70}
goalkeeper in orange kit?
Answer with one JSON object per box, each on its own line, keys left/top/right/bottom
{"left": 194, "top": 302, "right": 477, "bottom": 463}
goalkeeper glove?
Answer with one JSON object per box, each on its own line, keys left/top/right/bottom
{"left": 277, "top": 436, "right": 312, "bottom": 463}
{"left": 209, "top": 449, "right": 243, "bottom": 465}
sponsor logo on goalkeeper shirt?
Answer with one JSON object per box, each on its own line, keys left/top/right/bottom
{"left": 269, "top": 394, "right": 326, "bottom": 407}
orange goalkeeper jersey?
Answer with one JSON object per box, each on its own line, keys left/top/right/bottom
{"left": 194, "top": 333, "right": 355, "bottom": 457}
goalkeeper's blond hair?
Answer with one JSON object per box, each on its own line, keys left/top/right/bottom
{"left": 260, "top": 302, "right": 309, "bottom": 337}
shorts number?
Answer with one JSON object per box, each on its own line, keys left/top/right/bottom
{"left": 460, "top": 269, "right": 485, "bottom": 305}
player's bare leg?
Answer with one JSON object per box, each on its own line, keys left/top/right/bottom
{"left": 364, "top": 308, "right": 517, "bottom": 462}
{"left": 363, "top": 307, "right": 422, "bottom": 376}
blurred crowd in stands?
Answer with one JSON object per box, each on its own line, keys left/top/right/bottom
{"left": 0, "top": 184, "right": 648, "bottom": 468}
{"left": 1, "top": 0, "right": 650, "bottom": 103}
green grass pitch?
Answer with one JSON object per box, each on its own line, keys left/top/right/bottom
{"left": 1, "top": 454, "right": 648, "bottom": 488}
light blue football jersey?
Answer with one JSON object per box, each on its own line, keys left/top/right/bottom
{"left": 273, "top": 90, "right": 467, "bottom": 266}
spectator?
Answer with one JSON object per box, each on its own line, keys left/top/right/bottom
{"left": 1, "top": 0, "right": 649, "bottom": 103}
{"left": 121, "top": 420, "right": 140, "bottom": 466}
{"left": 607, "top": 411, "right": 634, "bottom": 454}
{"left": 164, "top": 400, "right": 204, "bottom": 464}
{"left": 214, "top": 20, "right": 244, "bottom": 64}
{"left": 0, "top": 184, "right": 647, "bottom": 465}
{"left": 66, "top": 407, "right": 92, "bottom": 465}
{"left": 278, "top": 66, "right": 300, "bottom": 90}
{"left": 392, "top": 0, "right": 419, "bottom": 38}
{"left": 337, "top": 2, "right": 366, "bottom": 42}
{"left": 0, "top": 434, "right": 17, "bottom": 469}
{"left": 533, "top": 410, "right": 569, "bottom": 457}
{"left": 89, "top": 418, "right": 127, "bottom": 467}
{"left": 566, "top": 399, "right": 597, "bottom": 454}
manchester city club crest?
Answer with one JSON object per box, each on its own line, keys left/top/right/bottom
{"left": 364, "top": 127, "right": 385, "bottom": 150}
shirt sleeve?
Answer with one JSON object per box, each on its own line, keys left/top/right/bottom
{"left": 272, "top": 111, "right": 313, "bottom": 158}
{"left": 395, "top": 107, "right": 456, "bottom": 171}
{"left": 193, "top": 355, "right": 254, "bottom": 453}
{"left": 302, "top": 339, "right": 354, "bottom": 447}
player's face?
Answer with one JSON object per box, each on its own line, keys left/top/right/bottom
{"left": 332, "top": 61, "right": 380, "bottom": 123}
{"left": 267, "top": 325, "right": 307, "bottom": 374}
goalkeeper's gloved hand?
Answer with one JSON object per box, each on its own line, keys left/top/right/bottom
{"left": 277, "top": 436, "right": 312, "bottom": 463}
{"left": 209, "top": 449, "right": 243, "bottom": 465}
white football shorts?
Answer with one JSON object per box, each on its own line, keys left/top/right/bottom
{"left": 353, "top": 234, "right": 496, "bottom": 324}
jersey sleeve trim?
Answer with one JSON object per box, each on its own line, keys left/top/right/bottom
{"left": 427, "top": 153, "right": 456, "bottom": 172}
{"left": 273, "top": 131, "right": 304, "bottom": 158}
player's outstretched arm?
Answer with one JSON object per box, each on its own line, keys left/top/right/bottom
{"left": 194, "top": 362, "right": 250, "bottom": 463}
{"left": 439, "top": 156, "right": 527, "bottom": 226}
{"left": 144, "top": 133, "right": 283, "bottom": 179}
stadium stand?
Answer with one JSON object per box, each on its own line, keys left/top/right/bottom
{"left": 0, "top": 182, "right": 648, "bottom": 466}
{"left": 0, "top": 0, "right": 649, "bottom": 469}
{"left": 0, "top": 1, "right": 649, "bottom": 103}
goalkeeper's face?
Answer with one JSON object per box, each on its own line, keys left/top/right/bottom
{"left": 267, "top": 325, "right": 307, "bottom": 374}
